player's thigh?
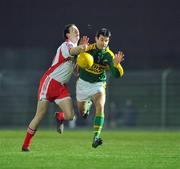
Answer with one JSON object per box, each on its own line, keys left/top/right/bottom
{"left": 56, "top": 97, "right": 74, "bottom": 118}
{"left": 92, "top": 92, "right": 106, "bottom": 113}
{"left": 77, "top": 100, "right": 86, "bottom": 115}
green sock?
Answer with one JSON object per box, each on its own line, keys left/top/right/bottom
{"left": 93, "top": 113, "right": 104, "bottom": 139}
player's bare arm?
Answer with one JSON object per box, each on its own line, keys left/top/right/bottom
{"left": 70, "top": 36, "right": 89, "bottom": 56}
{"left": 113, "top": 50, "right": 125, "bottom": 77}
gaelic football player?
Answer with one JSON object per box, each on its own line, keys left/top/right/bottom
{"left": 76, "top": 28, "right": 125, "bottom": 148}
{"left": 22, "top": 24, "right": 89, "bottom": 151}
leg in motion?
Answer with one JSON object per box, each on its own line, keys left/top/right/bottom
{"left": 55, "top": 97, "right": 75, "bottom": 134}
{"left": 22, "top": 101, "right": 48, "bottom": 151}
{"left": 92, "top": 92, "right": 105, "bottom": 148}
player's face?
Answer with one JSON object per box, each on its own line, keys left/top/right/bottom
{"left": 68, "top": 25, "right": 80, "bottom": 44}
{"left": 95, "top": 35, "right": 110, "bottom": 50}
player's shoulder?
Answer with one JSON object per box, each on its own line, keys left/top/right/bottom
{"left": 105, "top": 47, "right": 115, "bottom": 58}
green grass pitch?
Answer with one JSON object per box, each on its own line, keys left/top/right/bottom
{"left": 0, "top": 129, "right": 180, "bottom": 169}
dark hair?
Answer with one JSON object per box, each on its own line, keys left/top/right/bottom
{"left": 63, "top": 24, "right": 75, "bottom": 40}
{"left": 96, "top": 28, "right": 111, "bottom": 38}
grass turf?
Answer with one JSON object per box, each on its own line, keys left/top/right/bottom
{"left": 0, "top": 129, "right": 180, "bottom": 169}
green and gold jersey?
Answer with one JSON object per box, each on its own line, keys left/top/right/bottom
{"left": 79, "top": 44, "right": 124, "bottom": 83}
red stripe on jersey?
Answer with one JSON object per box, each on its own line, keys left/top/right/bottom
{"left": 38, "top": 75, "right": 51, "bottom": 100}
{"left": 45, "top": 49, "right": 65, "bottom": 76}
{"left": 41, "top": 76, "right": 51, "bottom": 96}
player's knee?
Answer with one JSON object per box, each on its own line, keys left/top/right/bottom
{"left": 77, "top": 103, "right": 86, "bottom": 116}
{"left": 66, "top": 113, "right": 75, "bottom": 121}
{"left": 79, "top": 109, "right": 86, "bottom": 117}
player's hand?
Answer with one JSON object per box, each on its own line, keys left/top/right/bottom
{"left": 79, "top": 36, "right": 89, "bottom": 52}
{"left": 114, "top": 51, "right": 125, "bottom": 64}
{"left": 79, "top": 36, "right": 89, "bottom": 45}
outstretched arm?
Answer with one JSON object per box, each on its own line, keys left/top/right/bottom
{"left": 110, "top": 49, "right": 125, "bottom": 77}
{"left": 69, "top": 36, "right": 89, "bottom": 56}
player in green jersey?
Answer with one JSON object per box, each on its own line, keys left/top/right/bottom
{"left": 76, "top": 28, "right": 125, "bottom": 148}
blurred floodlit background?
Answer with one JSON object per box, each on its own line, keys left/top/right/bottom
{"left": 0, "top": 0, "right": 179, "bottom": 129}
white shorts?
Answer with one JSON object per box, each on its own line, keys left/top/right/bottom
{"left": 76, "top": 78, "right": 106, "bottom": 102}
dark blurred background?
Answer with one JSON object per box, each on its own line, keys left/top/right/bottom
{"left": 0, "top": 0, "right": 180, "bottom": 129}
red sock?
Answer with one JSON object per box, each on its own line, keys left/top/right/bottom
{"left": 56, "top": 112, "right": 64, "bottom": 121}
{"left": 22, "top": 127, "right": 36, "bottom": 148}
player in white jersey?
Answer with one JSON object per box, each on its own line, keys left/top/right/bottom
{"left": 22, "top": 24, "right": 89, "bottom": 152}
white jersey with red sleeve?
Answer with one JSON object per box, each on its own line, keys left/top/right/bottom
{"left": 45, "top": 40, "right": 77, "bottom": 84}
